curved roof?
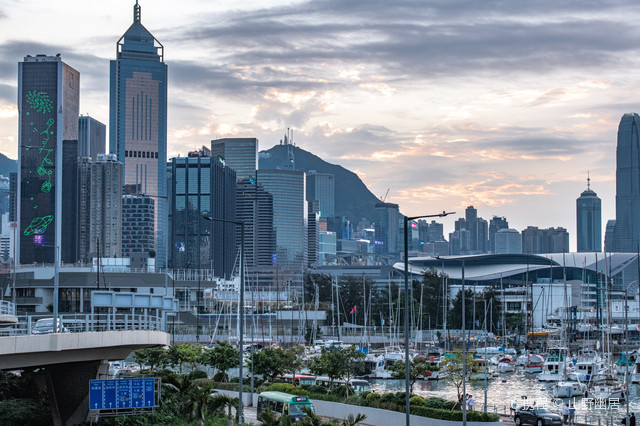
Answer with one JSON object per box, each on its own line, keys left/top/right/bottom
{"left": 393, "top": 253, "right": 638, "bottom": 281}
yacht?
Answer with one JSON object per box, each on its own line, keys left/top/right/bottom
{"left": 537, "top": 346, "right": 574, "bottom": 382}
{"left": 588, "top": 368, "right": 626, "bottom": 401}
{"left": 497, "top": 356, "right": 516, "bottom": 373}
{"left": 568, "top": 348, "right": 604, "bottom": 382}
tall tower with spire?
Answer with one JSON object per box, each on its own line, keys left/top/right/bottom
{"left": 612, "top": 113, "right": 640, "bottom": 253}
{"left": 576, "top": 173, "right": 602, "bottom": 252}
{"left": 109, "top": 1, "right": 167, "bottom": 266}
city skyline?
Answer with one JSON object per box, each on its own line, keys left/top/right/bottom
{"left": 3, "top": 1, "right": 640, "bottom": 249}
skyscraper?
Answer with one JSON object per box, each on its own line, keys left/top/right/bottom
{"left": 489, "top": 216, "right": 509, "bottom": 253}
{"left": 306, "top": 171, "right": 335, "bottom": 218}
{"left": 576, "top": 176, "right": 602, "bottom": 252}
{"left": 374, "top": 202, "right": 400, "bottom": 255}
{"left": 90, "top": 154, "right": 123, "bottom": 259}
{"left": 18, "top": 54, "right": 79, "bottom": 265}
{"left": 110, "top": 1, "right": 167, "bottom": 266}
{"left": 168, "top": 152, "right": 237, "bottom": 278}
{"left": 235, "top": 178, "right": 275, "bottom": 269}
{"left": 256, "top": 169, "right": 307, "bottom": 271}
{"left": 613, "top": 113, "right": 640, "bottom": 253}
{"left": 211, "top": 138, "right": 258, "bottom": 181}
{"left": 121, "top": 194, "right": 155, "bottom": 258}
{"left": 78, "top": 115, "right": 106, "bottom": 159}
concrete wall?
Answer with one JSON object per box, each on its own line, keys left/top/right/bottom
{"left": 214, "top": 389, "right": 502, "bottom": 426}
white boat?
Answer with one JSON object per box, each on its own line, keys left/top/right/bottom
{"left": 553, "top": 380, "right": 585, "bottom": 398}
{"left": 537, "top": 346, "right": 574, "bottom": 382}
{"left": 469, "top": 358, "right": 493, "bottom": 381}
{"left": 568, "top": 348, "right": 604, "bottom": 382}
{"left": 363, "top": 353, "right": 389, "bottom": 378}
{"left": 523, "top": 354, "right": 545, "bottom": 374}
{"left": 588, "top": 369, "right": 626, "bottom": 401}
{"left": 497, "top": 357, "right": 516, "bottom": 373}
{"left": 421, "top": 349, "right": 448, "bottom": 380}
{"left": 631, "top": 359, "right": 640, "bottom": 383}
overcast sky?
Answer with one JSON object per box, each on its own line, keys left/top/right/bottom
{"left": 2, "top": 0, "right": 640, "bottom": 250}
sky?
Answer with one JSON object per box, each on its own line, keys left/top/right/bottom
{"left": 1, "top": 0, "right": 640, "bottom": 250}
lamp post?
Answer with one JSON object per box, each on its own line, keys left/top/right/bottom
{"left": 202, "top": 215, "right": 245, "bottom": 425}
{"left": 403, "top": 211, "right": 454, "bottom": 426}
{"left": 436, "top": 255, "right": 467, "bottom": 425}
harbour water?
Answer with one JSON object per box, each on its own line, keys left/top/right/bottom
{"left": 369, "top": 370, "right": 640, "bottom": 424}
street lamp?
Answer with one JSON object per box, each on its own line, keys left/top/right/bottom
{"left": 201, "top": 215, "right": 245, "bottom": 425}
{"left": 436, "top": 255, "right": 467, "bottom": 425}
{"left": 403, "top": 211, "right": 454, "bottom": 426}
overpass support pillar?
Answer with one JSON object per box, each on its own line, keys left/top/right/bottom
{"left": 44, "top": 360, "right": 108, "bottom": 426}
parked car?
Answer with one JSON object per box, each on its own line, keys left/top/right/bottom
{"left": 514, "top": 407, "right": 562, "bottom": 426}
{"left": 32, "top": 318, "right": 69, "bottom": 334}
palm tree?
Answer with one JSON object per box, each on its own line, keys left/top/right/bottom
{"left": 341, "top": 413, "right": 367, "bottom": 426}
{"left": 211, "top": 393, "right": 239, "bottom": 426}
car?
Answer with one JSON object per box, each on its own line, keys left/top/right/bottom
{"left": 32, "top": 318, "right": 69, "bottom": 335}
{"left": 514, "top": 406, "right": 563, "bottom": 426}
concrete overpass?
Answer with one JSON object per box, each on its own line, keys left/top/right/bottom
{"left": 0, "top": 330, "right": 169, "bottom": 426}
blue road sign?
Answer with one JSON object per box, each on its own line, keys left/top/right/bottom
{"left": 89, "top": 378, "right": 156, "bottom": 410}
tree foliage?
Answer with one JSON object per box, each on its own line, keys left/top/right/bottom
{"left": 200, "top": 341, "right": 239, "bottom": 382}
{"left": 440, "top": 350, "right": 478, "bottom": 408}
{"left": 250, "top": 347, "right": 290, "bottom": 382}
{"left": 309, "top": 345, "right": 365, "bottom": 398}
{"left": 389, "top": 357, "right": 438, "bottom": 394}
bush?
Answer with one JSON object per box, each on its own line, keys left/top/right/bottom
{"left": 330, "top": 384, "right": 349, "bottom": 396}
{"left": 188, "top": 370, "right": 208, "bottom": 380}
{"left": 409, "top": 395, "right": 427, "bottom": 406}
{"left": 365, "top": 392, "right": 381, "bottom": 405}
{"left": 0, "top": 398, "right": 52, "bottom": 426}
{"left": 305, "top": 384, "right": 327, "bottom": 394}
{"left": 424, "top": 397, "right": 457, "bottom": 410}
{"left": 267, "top": 383, "right": 309, "bottom": 395}
{"left": 411, "top": 405, "right": 500, "bottom": 422}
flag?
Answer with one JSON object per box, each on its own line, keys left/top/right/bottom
{"left": 350, "top": 305, "right": 356, "bottom": 315}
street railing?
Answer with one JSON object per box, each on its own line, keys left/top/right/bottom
{"left": 0, "top": 300, "right": 15, "bottom": 315}
{"left": 0, "top": 312, "right": 164, "bottom": 336}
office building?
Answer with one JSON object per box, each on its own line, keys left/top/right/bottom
{"left": 605, "top": 220, "right": 617, "bottom": 253}
{"left": 489, "top": 216, "right": 509, "bottom": 253}
{"left": 211, "top": 138, "right": 258, "bottom": 181}
{"left": 168, "top": 152, "right": 237, "bottom": 278}
{"left": 612, "top": 113, "right": 640, "bottom": 252}
{"left": 235, "top": 177, "right": 276, "bottom": 269}
{"left": 374, "top": 202, "right": 400, "bottom": 256}
{"left": 308, "top": 200, "right": 319, "bottom": 266}
{"left": 90, "top": 154, "right": 123, "bottom": 259}
{"left": 110, "top": 1, "right": 167, "bottom": 266}
{"left": 121, "top": 194, "right": 154, "bottom": 258}
{"left": 256, "top": 170, "right": 307, "bottom": 271}
{"left": 576, "top": 177, "right": 602, "bottom": 252}
{"left": 18, "top": 54, "right": 79, "bottom": 265}
{"left": 78, "top": 115, "right": 106, "bottom": 159}
{"left": 522, "top": 226, "right": 569, "bottom": 254}
{"left": 494, "top": 228, "right": 522, "bottom": 254}
{"left": 318, "top": 231, "right": 337, "bottom": 262}
{"left": 78, "top": 157, "right": 92, "bottom": 263}
{"left": 61, "top": 140, "right": 79, "bottom": 263}
{"left": 306, "top": 171, "right": 335, "bottom": 218}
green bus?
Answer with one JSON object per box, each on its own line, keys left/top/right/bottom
{"left": 257, "top": 391, "right": 315, "bottom": 422}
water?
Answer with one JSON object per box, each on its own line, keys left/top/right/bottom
{"left": 369, "top": 370, "right": 640, "bottom": 423}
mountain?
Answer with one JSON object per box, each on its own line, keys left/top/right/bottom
{"left": 258, "top": 144, "right": 381, "bottom": 223}
{"left": 0, "top": 153, "right": 17, "bottom": 178}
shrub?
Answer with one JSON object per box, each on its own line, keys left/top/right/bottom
{"left": 411, "top": 405, "right": 500, "bottom": 422}
{"left": 305, "top": 385, "right": 327, "bottom": 394}
{"left": 188, "top": 369, "right": 208, "bottom": 380}
{"left": 0, "top": 398, "right": 52, "bottom": 426}
{"left": 424, "top": 397, "right": 457, "bottom": 410}
{"left": 330, "top": 384, "right": 349, "bottom": 396}
{"left": 365, "top": 392, "right": 381, "bottom": 405}
{"left": 409, "top": 395, "right": 427, "bottom": 406}
{"left": 268, "top": 383, "right": 309, "bottom": 395}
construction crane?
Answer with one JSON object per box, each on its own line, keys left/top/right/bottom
{"left": 380, "top": 188, "right": 390, "bottom": 202}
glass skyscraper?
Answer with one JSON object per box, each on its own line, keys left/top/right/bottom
{"left": 168, "top": 152, "right": 237, "bottom": 278}
{"left": 110, "top": 1, "right": 167, "bottom": 266}
{"left": 78, "top": 115, "right": 106, "bottom": 159}
{"left": 18, "top": 54, "right": 79, "bottom": 265}
{"left": 613, "top": 113, "right": 640, "bottom": 253}
{"left": 256, "top": 170, "right": 307, "bottom": 271}
{"left": 576, "top": 177, "right": 602, "bottom": 252}
{"left": 211, "top": 138, "right": 259, "bottom": 181}
{"left": 306, "top": 171, "right": 335, "bottom": 218}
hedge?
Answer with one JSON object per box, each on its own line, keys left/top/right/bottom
{"left": 411, "top": 405, "right": 500, "bottom": 422}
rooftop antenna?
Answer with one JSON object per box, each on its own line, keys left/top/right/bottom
{"left": 587, "top": 171, "right": 591, "bottom": 190}
{"left": 134, "top": 0, "right": 141, "bottom": 23}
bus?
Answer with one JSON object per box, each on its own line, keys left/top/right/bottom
{"left": 257, "top": 391, "right": 314, "bottom": 422}
{"left": 275, "top": 375, "right": 317, "bottom": 386}
{"left": 314, "top": 376, "right": 371, "bottom": 394}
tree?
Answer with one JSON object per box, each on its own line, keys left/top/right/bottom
{"left": 250, "top": 347, "right": 289, "bottom": 382}
{"left": 388, "top": 357, "right": 437, "bottom": 394}
{"left": 447, "top": 289, "right": 474, "bottom": 330}
{"left": 162, "top": 372, "right": 216, "bottom": 425}
{"left": 133, "top": 347, "right": 166, "bottom": 371}
{"left": 166, "top": 343, "right": 201, "bottom": 374}
{"left": 440, "top": 350, "right": 477, "bottom": 408}
{"left": 283, "top": 346, "right": 305, "bottom": 380}
{"left": 211, "top": 393, "right": 239, "bottom": 426}
{"left": 309, "top": 345, "right": 365, "bottom": 397}
{"left": 200, "top": 341, "right": 240, "bottom": 382}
